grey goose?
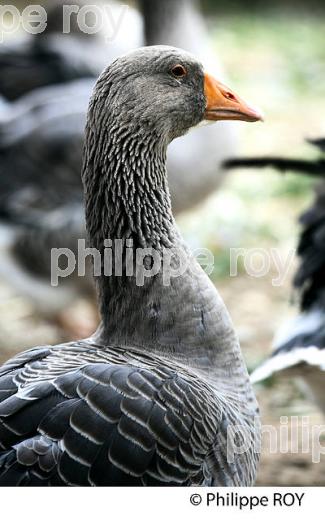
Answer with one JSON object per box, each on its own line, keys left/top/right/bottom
{"left": 0, "top": 46, "right": 262, "bottom": 485}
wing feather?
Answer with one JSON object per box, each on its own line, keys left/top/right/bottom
{"left": 0, "top": 343, "right": 253, "bottom": 486}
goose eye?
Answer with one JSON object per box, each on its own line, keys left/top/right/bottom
{"left": 171, "top": 64, "right": 187, "bottom": 78}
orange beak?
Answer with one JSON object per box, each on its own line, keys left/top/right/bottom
{"left": 204, "top": 72, "right": 263, "bottom": 123}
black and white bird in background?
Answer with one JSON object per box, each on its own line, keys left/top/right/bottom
{"left": 224, "top": 138, "right": 325, "bottom": 414}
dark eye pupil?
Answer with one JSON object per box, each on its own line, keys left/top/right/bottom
{"left": 172, "top": 65, "right": 186, "bottom": 77}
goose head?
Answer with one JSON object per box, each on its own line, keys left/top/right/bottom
{"left": 83, "top": 45, "right": 263, "bottom": 258}
{"left": 89, "top": 45, "right": 262, "bottom": 146}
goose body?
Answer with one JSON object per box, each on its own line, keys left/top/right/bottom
{"left": 0, "top": 46, "right": 261, "bottom": 486}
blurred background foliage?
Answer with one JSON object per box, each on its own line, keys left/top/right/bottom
{"left": 203, "top": 0, "right": 325, "bottom": 11}
{"left": 179, "top": 6, "right": 324, "bottom": 279}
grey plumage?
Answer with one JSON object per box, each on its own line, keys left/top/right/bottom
{"left": 0, "top": 47, "right": 260, "bottom": 486}
{"left": 0, "top": 342, "right": 254, "bottom": 486}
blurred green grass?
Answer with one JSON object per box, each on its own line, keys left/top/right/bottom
{"left": 179, "top": 11, "right": 324, "bottom": 278}
{"left": 211, "top": 13, "right": 325, "bottom": 96}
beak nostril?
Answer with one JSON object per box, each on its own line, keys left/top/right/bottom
{"left": 204, "top": 72, "right": 263, "bottom": 122}
{"left": 224, "top": 91, "right": 236, "bottom": 101}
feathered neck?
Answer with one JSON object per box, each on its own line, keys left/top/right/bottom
{"left": 83, "top": 126, "right": 175, "bottom": 252}
{"left": 82, "top": 81, "right": 181, "bottom": 339}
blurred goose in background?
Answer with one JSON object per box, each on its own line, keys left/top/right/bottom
{"left": 0, "top": 0, "right": 142, "bottom": 101}
{"left": 0, "top": 46, "right": 261, "bottom": 486}
{"left": 224, "top": 139, "right": 325, "bottom": 414}
{"left": 0, "top": 0, "right": 237, "bottom": 336}
{"left": 0, "top": 79, "right": 91, "bottom": 146}
{"left": 0, "top": 81, "right": 95, "bottom": 338}
{"left": 0, "top": 96, "right": 8, "bottom": 115}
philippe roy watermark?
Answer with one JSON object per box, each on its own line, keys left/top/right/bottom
{"left": 230, "top": 247, "right": 296, "bottom": 286}
{"left": 0, "top": 3, "right": 128, "bottom": 42}
{"left": 51, "top": 239, "right": 214, "bottom": 287}
{"left": 227, "top": 415, "right": 325, "bottom": 464}
{"left": 50, "top": 239, "right": 296, "bottom": 287}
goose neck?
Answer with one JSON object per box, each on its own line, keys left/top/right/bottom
{"left": 82, "top": 82, "right": 252, "bottom": 394}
